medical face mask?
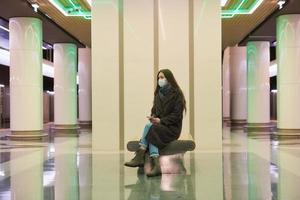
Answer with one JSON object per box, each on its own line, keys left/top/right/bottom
{"left": 158, "top": 78, "right": 168, "bottom": 87}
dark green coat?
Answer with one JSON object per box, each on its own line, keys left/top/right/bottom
{"left": 146, "top": 87, "right": 184, "bottom": 149}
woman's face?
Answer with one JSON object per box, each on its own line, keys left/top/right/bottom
{"left": 158, "top": 72, "right": 166, "bottom": 80}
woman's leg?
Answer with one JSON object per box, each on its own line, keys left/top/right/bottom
{"left": 124, "top": 123, "right": 152, "bottom": 168}
{"left": 139, "top": 123, "right": 153, "bottom": 149}
{"left": 147, "top": 143, "right": 161, "bottom": 177}
{"left": 149, "top": 143, "right": 159, "bottom": 157}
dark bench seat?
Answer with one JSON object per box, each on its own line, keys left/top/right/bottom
{"left": 127, "top": 140, "right": 196, "bottom": 155}
{"left": 126, "top": 137, "right": 196, "bottom": 174}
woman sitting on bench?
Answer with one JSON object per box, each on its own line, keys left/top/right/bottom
{"left": 124, "top": 69, "right": 186, "bottom": 177}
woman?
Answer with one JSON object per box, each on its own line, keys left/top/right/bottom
{"left": 124, "top": 69, "right": 186, "bottom": 177}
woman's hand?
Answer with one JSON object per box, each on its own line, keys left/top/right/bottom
{"left": 150, "top": 117, "right": 160, "bottom": 125}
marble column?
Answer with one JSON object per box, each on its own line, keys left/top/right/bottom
{"left": 92, "top": 0, "right": 120, "bottom": 150}
{"left": 277, "top": 14, "right": 300, "bottom": 136}
{"left": 223, "top": 47, "right": 231, "bottom": 123}
{"left": 230, "top": 46, "right": 247, "bottom": 127}
{"left": 78, "top": 48, "right": 92, "bottom": 128}
{"left": 54, "top": 43, "right": 78, "bottom": 132}
{"left": 194, "top": 0, "right": 222, "bottom": 150}
{"left": 245, "top": 41, "right": 273, "bottom": 132}
{"left": 9, "top": 17, "right": 46, "bottom": 139}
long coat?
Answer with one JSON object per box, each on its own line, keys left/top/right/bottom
{"left": 146, "top": 87, "right": 184, "bottom": 149}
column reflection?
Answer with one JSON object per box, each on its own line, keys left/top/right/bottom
{"left": 54, "top": 135, "right": 79, "bottom": 200}
{"left": 247, "top": 136, "right": 272, "bottom": 199}
{"left": 10, "top": 146, "right": 45, "bottom": 200}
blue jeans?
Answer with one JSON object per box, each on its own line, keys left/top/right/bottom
{"left": 139, "top": 123, "right": 159, "bottom": 157}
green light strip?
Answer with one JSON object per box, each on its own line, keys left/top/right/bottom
{"left": 222, "top": 0, "right": 264, "bottom": 19}
{"left": 49, "top": 0, "right": 91, "bottom": 19}
{"left": 49, "top": 0, "right": 263, "bottom": 20}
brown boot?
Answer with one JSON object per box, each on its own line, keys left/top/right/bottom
{"left": 147, "top": 156, "right": 161, "bottom": 177}
{"left": 124, "top": 148, "right": 146, "bottom": 167}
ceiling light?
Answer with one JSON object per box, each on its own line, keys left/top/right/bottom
{"left": 49, "top": 0, "right": 91, "bottom": 19}
{"left": 277, "top": 0, "right": 286, "bottom": 9}
{"left": 222, "top": 0, "right": 264, "bottom": 19}
{"left": 0, "top": 25, "right": 9, "bottom": 32}
{"left": 221, "top": 0, "right": 228, "bottom": 7}
{"left": 31, "top": 3, "right": 39, "bottom": 13}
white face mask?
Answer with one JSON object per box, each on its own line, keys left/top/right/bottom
{"left": 158, "top": 78, "right": 168, "bottom": 87}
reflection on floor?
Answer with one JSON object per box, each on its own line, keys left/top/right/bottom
{"left": 0, "top": 126, "right": 300, "bottom": 199}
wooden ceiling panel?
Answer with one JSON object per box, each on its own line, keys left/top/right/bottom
{"left": 222, "top": 0, "right": 279, "bottom": 49}
{"left": 36, "top": 0, "right": 91, "bottom": 47}
{"left": 35, "top": 0, "right": 279, "bottom": 49}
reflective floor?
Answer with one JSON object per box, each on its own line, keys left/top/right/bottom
{"left": 0, "top": 126, "right": 300, "bottom": 199}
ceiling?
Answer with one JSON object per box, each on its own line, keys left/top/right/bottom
{"left": 222, "top": 0, "right": 279, "bottom": 49}
{"left": 0, "top": 0, "right": 85, "bottom": 47}
{"left": 35, "top": 0, "right": 91, "bottom": 47}
{"left": 0, "top": 0, "right": 294, "bottom": 50}
{"left": 240, "top": 0, "right": 300, "bottom": 45}
{"left": 33, "top": 0, "right": 283, "bottom": 49}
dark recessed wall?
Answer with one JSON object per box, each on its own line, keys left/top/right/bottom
{"left": 0, "top": 64, "right": 9, "bottom": 85}
{"left": 270, "top": 76, "right": 277, "bottom": 90}
{"left": 0, "top": 64, "right": 53, "bottom": 90}
{"left": 270, "top": 46, "right": 276, "bottom": 61}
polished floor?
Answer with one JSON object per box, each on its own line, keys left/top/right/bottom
{"left": 0, "top": 126, "right": 299, "bottom": 199}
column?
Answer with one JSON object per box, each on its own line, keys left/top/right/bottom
{"left": 123, "top": 0, "right": 154, "bottom": 148}
{"left": 158, "top": 0, "right": 190, "bottom": 135}
{"left": 194, "top": 0, "right": 222, "bottom": 150}
{"left": 230, "top": 46, "right": 247, "bottom": 127}
{"left": 9, "top": 17, "right": 45, "bottom": 139}
{"left": 246, "top": 41, "right": 273, "bottom": 132}
{"left": 54, "top": 43, "right": 78, "bottom": 131}
{"left": 223, "top": 47, "right": 231, "bottom": 123}
{"left": 277, "top": 14, "right": 300, "bottom": 135}
{"left": 78, "top": 48, "right": 92, "bottom": 128}
{"left": 92, "top": 0, "right": 120, "bottom": 150}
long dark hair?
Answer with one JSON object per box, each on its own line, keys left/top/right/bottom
{"left": 154, "top": 69, "right": 187, "bottom": 113}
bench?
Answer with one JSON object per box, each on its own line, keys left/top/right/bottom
{"left": 126, "top": 134, "right": 196, "bottom": 174}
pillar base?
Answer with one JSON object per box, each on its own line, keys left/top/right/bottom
{"left": 230, "top": 119, "right": 246, "bottom": 125}
{"left": 223, "top": 117, "right": 230, "bottom": 122}
{"left": 8, "top": 130, "right": 48, "bottom": 141}
{"left": 230, "top": 120, "right": 247, "bottom": 130}
{"left": 244, "top": 123, "right": 276, "bottom": 133}
{"left": 223, "top": 117, "right": 231, "bottom": 127}
{"left": 53, "top": 124, "right": 80, "bottom": 130}
{"left": 275, "top": 129, "right": 300, "bottom": 139}
{"left": 51, "top": 124, "right": 80, "bottom": 136}
{"left": 78, "top": 120, "right": 92, "bottom": 129}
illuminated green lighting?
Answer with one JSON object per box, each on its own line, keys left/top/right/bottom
{"left": 49, "top": 0, "right": 91, "bottom": 19}
{"left": 49, "top": 0, "right": 263, "bottom": 20}
{"left": 222, "top": 0, "right": 264, "bottom": 19}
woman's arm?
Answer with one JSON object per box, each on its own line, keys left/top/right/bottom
{"left": 160, "top": 97, "right": 183, "bottom": 126}
{"left": 150, "top": 97, "right": 157, "bottom": 117}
